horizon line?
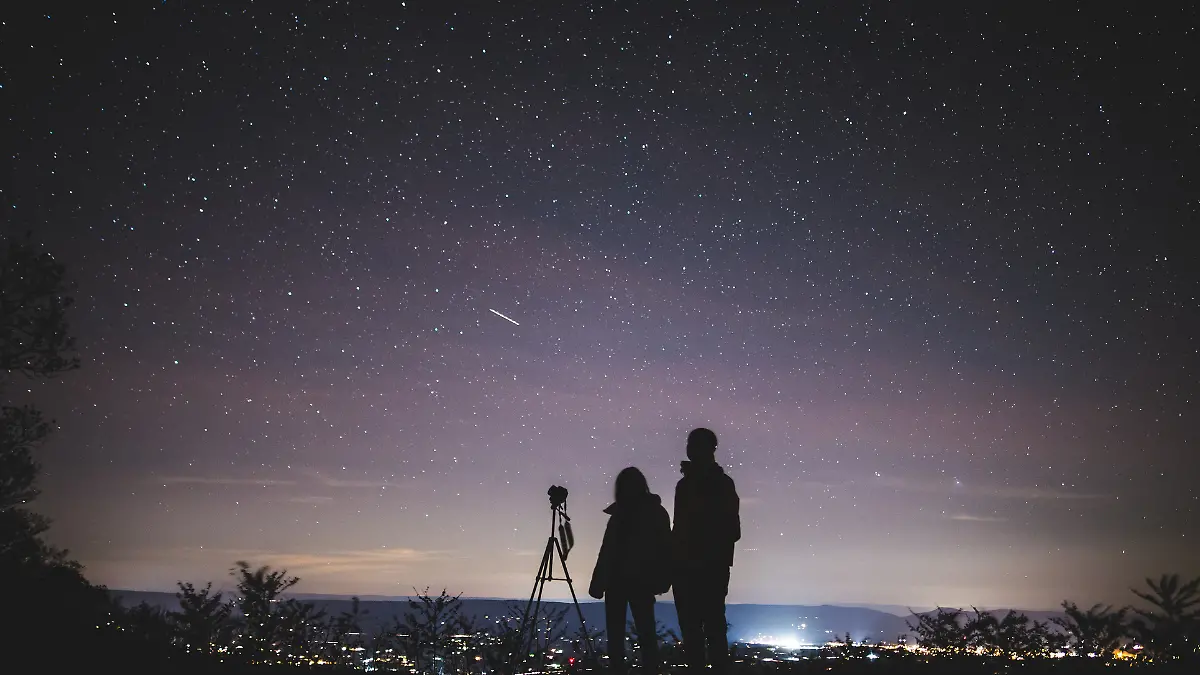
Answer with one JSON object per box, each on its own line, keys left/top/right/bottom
{"left": 108, "top": 589, "right": 1071, "bottom": 614}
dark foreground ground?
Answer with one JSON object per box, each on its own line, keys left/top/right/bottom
{"left": 104, "top": 659, "right": 1194, "bottom": 675}
{"left": 725, "top": 659, "right": 1192, "bottom": 674}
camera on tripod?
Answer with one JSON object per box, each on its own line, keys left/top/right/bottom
{"left": 548, "top": 485, "right": 568, "bottom": 510}
{"left": 513, "top": 484, "right": 596, "bottom": 669}
{"left": 546, "top": 485, "right": 575, "bottom": 556}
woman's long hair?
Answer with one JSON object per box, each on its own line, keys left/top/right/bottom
{"left": 614, "top": 466, "right": 650, "bottom": 504}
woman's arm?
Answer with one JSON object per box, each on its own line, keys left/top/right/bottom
{"left": 589, "top": 517, "right": 615, "bottom": 598}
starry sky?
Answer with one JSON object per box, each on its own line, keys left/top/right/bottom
{"left": 3, "top": 2, "right": 1196, "bottom": 611}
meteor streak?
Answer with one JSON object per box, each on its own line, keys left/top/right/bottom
{"left": 488, "top": 308, "right": 520, "bottom": 326}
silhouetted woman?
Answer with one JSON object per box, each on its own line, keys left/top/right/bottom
{"left": 588, "top": 467, "right": 672, "bottom": 674}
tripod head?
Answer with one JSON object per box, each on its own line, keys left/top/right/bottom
{"left": 547, "top": 484, "right": 568, "bottom": 511}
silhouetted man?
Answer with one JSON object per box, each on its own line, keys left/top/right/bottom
{"left": 672, "top": 428, "right": 740, "bottom": 674}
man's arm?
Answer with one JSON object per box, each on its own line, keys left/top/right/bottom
{"left": 672, "top": 480, "right": 685, "bottom": 537}
{"left": 725, "top": 476, "right": 741, "bottom": 544}
{"left": 672, "top": 479, "right": 687, "bottom": 561}
{"left": 656, "top": 502, "right": 673, "bottom": 539}
{"left": 653, "top": 504, "right": 674, "bottom": 594}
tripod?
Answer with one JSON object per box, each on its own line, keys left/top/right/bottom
{"left": 513, "top": 489, "right": 596, "bottom": 672}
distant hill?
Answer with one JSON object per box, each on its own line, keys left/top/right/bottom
{"left": 839, "top": 603, "right": 934, "bottom": 616}
{"left": 110, "top": 591, "right": 1064, "bottom": 644}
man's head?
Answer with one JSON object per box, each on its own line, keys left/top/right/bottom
{"left": 686, "top": 427, "right": 718, "bottom": 462}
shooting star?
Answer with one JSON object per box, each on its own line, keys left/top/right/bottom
{"left": 488, "top": 308, "right": 521, "bottom": 326}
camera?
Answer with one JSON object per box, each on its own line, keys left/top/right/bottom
{"left": 547, "top": 485, "right": 568, "bottom": 510}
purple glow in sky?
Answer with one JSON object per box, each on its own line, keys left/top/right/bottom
{"left": 5, "top": 2, "right": 1196, "bottom": 610}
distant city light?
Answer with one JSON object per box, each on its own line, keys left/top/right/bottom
{"left": 750, "top": 634, "right": 804, "bottom": 650}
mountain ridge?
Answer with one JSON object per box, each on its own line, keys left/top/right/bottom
{"left": 109, "top": 590, "right": 1066, "bottom": 644}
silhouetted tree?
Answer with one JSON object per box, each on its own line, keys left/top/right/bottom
{"left": 822, "top": 632, "right": 856, "bottom": 659}
{"left": 537, "top": 604, "right": 571, "bottom": 643}
{"left": 518, "top": 604, "right": 570, "bottom": 668}
{"left": 1129, "top": 573, "right": 1200, "bottom": 662}
{"left": 118, "top": 601, "right": 178, "bottom": 661}
{"left": 482, "top": 602, "right": 525, "bottom": 674}
{"left": 399, "top": 587, "right": 470, "bottom": 674}
{"left": 1052, "top": 601, "right": 1129, "bottom": 659}
{"left": 966, "top": 608, "right": 1055, "bottom": 658}
{"left": 325, "top": 595, "right": 370, "bottom": 667}
{"left": 450, "top": 610, "right": 486, "bottom": 675}
{"left": 172, "top": 581, "right": 233, "bottom": 653}
{"left": 659, "top": 625, "right": 681, "bottom": 666}
{"left": 1, "top": 233, "right": 109, "bottom": 657}
{"left": 370, "top": 621, "right": 408, "bottom": 672}
{"left": 0, "top": 232, "right": 79, "bottom": 376}
{"left": 278, "top": 597, "right": 327, "bottom": 664}
{"left": 489, "top": 601, "right": 578, "bottom": 673}
{"left": 0, "top": 405, "right": 55, "bottom": 563}
{"left": 230, "top": 560, "right": 303, "bottom": 663}
{"left": 1, "top": 233, "right": 80, "bottom": 566}
{"left": 572, "top": 622, "right": 606, "bottom": 666}
{"left": 125, "top": 601, "right": 170, "bottom": 637}
{"left": 907, "top": 607, "right": 968, "bottom": 654}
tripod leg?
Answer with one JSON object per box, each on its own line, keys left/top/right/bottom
{"left": 527, "top": 546, "right": 553, "bottom": 663}
{"left": 516, "top": 537, "right": 555, "bottom": 671}
{"left": 519, "top": 539, "right": 553, "bottom": 635}
{"left": 554, "top": 536, "right": 598, "bottom": 662}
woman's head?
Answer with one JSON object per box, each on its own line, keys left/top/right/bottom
{"left": 614, "top": 466, "right": 649, "bottom": 503}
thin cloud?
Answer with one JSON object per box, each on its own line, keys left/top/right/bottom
{"left": 820, "top": 474, "right": 1110, "bottom": 501}
{"left": 948, "top": 513, "right": 1008, "bottom": 523}
{"left": 155, "top": 469, "right": 408, "bottom": 490}
{"left": 158, "top": 476, "right": 297, "bottom": 486}
{"left": 288, "top": 495, "right": 335, "bottom": 505}
{"left": 971, "top": 483, "right": 1108, "bottom": 501}
{"left": 231, "top": 548, "right": 447, "bottom": 577}
{"left": 295, "top": 468, "right": 407, "bottom": 489}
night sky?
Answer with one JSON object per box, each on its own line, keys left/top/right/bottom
{"left": 4, "top": 2, "right": 1196, "bottom": 611}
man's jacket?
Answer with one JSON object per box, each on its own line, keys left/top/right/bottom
{"left": 672, "top": 459, "right": 740, "bottom": 569}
